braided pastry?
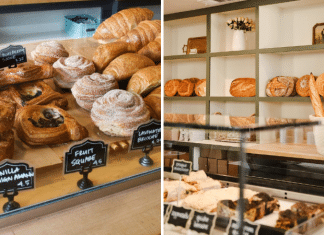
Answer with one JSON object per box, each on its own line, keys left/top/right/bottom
{"left": 91, "top": 89, "right": 150, "bottom": 137}
{"left": 53, "top": 55, "right": 96, "bottom": 89}
{"left": 15, "top": 105, "right": 88, "bottom": 145}
{"left": 31, "top": 41, "right": 69, "bottom": 65}
{"left": 119, "top": 20, "right": 161, "bottom": 51}
{"left": 93, "top": 8, "right": 154, "bottom": 44}
{"left": 71, "top": 73, "right": 118, "bottom": 111}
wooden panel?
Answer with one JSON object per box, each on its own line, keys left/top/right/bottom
{"left": 0, "top": 0, "right": 94, "bottom": 6}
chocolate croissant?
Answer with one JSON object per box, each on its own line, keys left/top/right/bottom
{"left": 15, "top": 105, "right": 88, "bottom": 146}
{"left": 93, "top": 8, "right": 154, "bottom": 44}
{"left": 5, "top": 81, "right": 68, "bottom": 110}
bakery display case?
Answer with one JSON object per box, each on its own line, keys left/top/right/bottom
{"left": 0, "top": 0, "right": 161, "bottom": 229}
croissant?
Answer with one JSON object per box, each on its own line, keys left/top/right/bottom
{"left": 93, "top": 8, "right": 154, "bottom": 44}
{"left": 126, "top": 65, "right": 161, "bottom": 96}
{"left": 144, "top": 86, "right": 161, "bottom": 120}
{"left": 119, "top": 20, "right": 161, "bottom": 52}
{"left": 5, "top": 81, "right": 68, "bottom": 109}
{"left": 137, "top": 33, "right": 161, "bottom": 62}
{"left": 92, "top": 41, "right": 133, "bottom": 73}
{"left": 0, "top": 63, "right": 53, "bottom": 88}
{"left": 102, "top": 53, "right": 155, "bottom": 81}
{"left": 15, "top": 105, "right": 88, "bottom": 146}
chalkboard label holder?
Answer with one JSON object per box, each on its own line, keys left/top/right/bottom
{"left": 0, "top": 45, "right": 27, "bottom": 69}
{"left": 77, "top": 163, "right": 93, "bottom": 190}
{"left": 139, "top": 144, "right": 154, "bottom": 167}
{"left": 2, "top": 187, "right": 20, "bottom": 212}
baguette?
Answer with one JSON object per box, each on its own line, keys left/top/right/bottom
{"left": 309, "top": 73, "right": 324, "bottom": 117}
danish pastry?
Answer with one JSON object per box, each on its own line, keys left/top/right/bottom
{"left": 15, "top": 105, "right": 88, "bottom": 146}
{"left": 102, "top": 53, "right": 155, "bottom": 81}
{"left": 164, "top": 79, "right": 181, "bottom": 97}
{"left": 91, "top": 89, "right": 150, "bottom": 137}
{"left": 126, "top": 65, "right": 161, "bottom": 96}
{"left": 53, "top": 55, "right": 96, "bottom": 89}
{"left": 0, "top": 99, "right": 16, "bottom": 133}
{"left": 6, "top": 81, "right": 68, "bottom": 109}
{"left": 31, "top": 41, "right": 69, "bottom": 65}
{"left": 0, "top": 130, "right": 15, "bottom": 161}
{"left": 0, "top": 63, "right": 53, "bottom": 88}
{"left": 71, "top": 73, "right": 119, "bottom": 111}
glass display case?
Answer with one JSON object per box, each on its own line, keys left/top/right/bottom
{"left": 0, "top": 0, "right": 161, "bottom": 230}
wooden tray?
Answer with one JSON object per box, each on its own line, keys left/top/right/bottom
{"left": 182, "top": 36, "right": 207, "bottom": 54}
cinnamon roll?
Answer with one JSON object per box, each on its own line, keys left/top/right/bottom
{"left": 53, "top": 55, "right": 96, "bottom": 89}
{"left": 0, "top": 130, "right": 15, "bottom": 161}
{"left": 15, "top": 105, "right": 88, "bottom": 146}
{"left": 31, "top": 41, "right": 69, "bottom": 65}
{"left": 91, "top": 89, "right": 150, "bottom": 137}
{"left": 71, "top": 73, "right": 119, "bottom": 111}
{"left": 0, "top": 99, "right": 16, "bottom": 133}
{"left": 6, "top": 81, "right": 68, "bottom": 109}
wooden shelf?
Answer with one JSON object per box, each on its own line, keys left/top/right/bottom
{"left": 164, "top": 54, "right": 207, "bottom": 61}
{"left": 209, "top": 49, "right": 257, "bottom": 57}
{"left": 210, "top": 97, "right": 256, "bottom": 102}
{"left": 259, "top": 44, "right": 324, "bottom": 55}
{"left": 164, "top": 96, "right": 207, "bottom": 101}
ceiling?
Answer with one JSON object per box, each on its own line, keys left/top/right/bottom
{"left": 164, "top": 0, "right": 246, "bottom": 15}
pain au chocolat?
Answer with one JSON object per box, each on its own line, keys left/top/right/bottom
{"left": 5, "top": 81, "right": 68, "bottom": 109}
{"left": 15, "top": 105, "right": 88, "bottom": 146}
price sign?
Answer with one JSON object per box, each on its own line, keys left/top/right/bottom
{"left": 0, "top": 45, "right": 27, "bottom": 69}
{"left": 64, "top": 139, "right": 108, "bottom": 174}
{"left": 189, "top": 211, "right": 216, "bottom": 235}
{"left": 167, "top": 206, "right": 192, "bottom": 229}
{"left": 130, "top": 119, "right": 161, "bottom": 150}
{"left": 171, "top": 159, "right": 192, "bottom": 175}
{"left": 164, "top": 204, "right": 170, "bottom": 216}
{"left": 0, "top": 160, "right": 35, "bottom": 193}
{"left": 226, "top": 218, "right": 260, "bottom": 235}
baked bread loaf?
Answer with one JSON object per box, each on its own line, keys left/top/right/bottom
{"left": 93, "top": 8, "right": 154, "bottom": 44}
{"left": 296, "top": 75, "right": 315, "bottom": 97}
{"left": 144, "top": 86, "right": 161, "bottom": 120}
{"left": 230, "top": 78, "right": 255, "bottom": 97}
{"left": 309, "top": 73, "right": 324, "bottom": 117}
{"left": 0, "top": 130, "right": 15, "bottom": 161}
{"left": 126, "top": 65, "right": 161, "bottom": 96}
{"left": 0, "top": 63, "right": 53, "bottom": 88}
{"left": 164, "top": 79, "right": 181, "bottom": 97}
{"left": 316, "top": 72, "right": 324, "bottom": 97}
{"left": 92, "top": 41, "right": 132, "bottom": 73}
{"left": 178, "top": 79, "right": 194, "bottom": 97}
{"left": 6, "top": 81, "right": 68, "bottom": 110}
{"left": 53, "top": 55, "right": 96, "bottom": 89}
{"left": 195, "top": 79, "right": 206, "bottom": 96}
{"left": 137, "top": 33, "right": 161, "bottom": 62}
{"left": 266, "top": 76, "right": 297, "bottom": 97}
{"left": 15, "top": 105, "right": 88, "bottom": 146}
{"left": 71, "top": 73, "right": 118, "bottom": 111}
{"left": 119, "top": 20, "right": 161, "bottom": 52}
{"left": 31, "top": 41, "right": 69, "bottom": 65}
{"left": 102, "top": 53, "right": 155, "bottom": 81}
{"left": 0, "top": 99, "right": 16, "bottom": 133}
{"left": 91, "top": 89, "right": 150, "bottom": 137}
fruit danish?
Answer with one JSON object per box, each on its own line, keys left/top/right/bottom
{"left": 0, "top": 99, "right": 16, "bottom": 133}
{"left": 5, "top": 81, "right": 68, "bottom": 109}
{"left": 15, "top": 105, "right": 88, "bottom": 146}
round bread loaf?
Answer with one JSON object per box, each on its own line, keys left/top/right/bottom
{"left": 164, "top": 79, "right": 181, "bottom": 97}
{"left": 178, "top": 80, "right": 194, "bottom": 97}
{"left": 296, "top": 75, "right": 316, "bottom": 97}
{"left": 31, "top": 41, "right": 69, "bottom": 65}
{"left": 194, "top": 79, "right": 206, "bottom": 96}
{"left": 230, "top": 78, "right": 255, "bottom": 97}
{"left": 265, "top": 76, "right": 297, "bottom": 97}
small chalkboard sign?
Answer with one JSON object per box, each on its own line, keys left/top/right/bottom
{"left": 0, "top": 160, "right": 35, "bottom": 193}
{"left": 226, "top": 218, "right": 260, "bottom": 235}
{"left": 0, "top": 45, "right": 27, "bottom": 69}
{"left": 130, "top": 119, "right": 161, "bottom": 150}
{"left": 167, "top": 205, "right": 192, "bottom": 229}
{"left": 189, "top": 211, "right": 216, "bottom": 235}
{"left": 64, "top": 139, "right": 108, "bottom": 174}
{"left": 171, "top": 159, "right": 192, "bottom": 175}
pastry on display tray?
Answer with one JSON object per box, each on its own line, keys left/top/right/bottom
{"left": 31, "top": 41, "right": 69, "bottom": 65}
{"left": 164, "top": 180, "right": 198, "bottom": 202}
{"left": 138, "top": 33, "right": 161, "bottom": 62}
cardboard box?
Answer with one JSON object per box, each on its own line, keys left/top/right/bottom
{"left": 200, "top": 148, "right": 211, "bottom": 158}
{"left": 218, "top": 159, "right": 228, "bottom": 175}
{"left": 208, "top": 158, "right": 217, "bottom": 175}
{"left": 164, "top": 129, "right": 180, "bottom": 141}
{"left": 179, "top": 152, "right": 190, "bottom": 161}
{"left": 228, "top": 161, "right": 239, "bottom": 177}
{"left": 199, "top": 157, "right": 208, "bottom": 172}
{"left": 164, "top": 158, "right": 171, "bottom": 167}
{"left": 209, "top": 149, "right": 227, "bottom": 159}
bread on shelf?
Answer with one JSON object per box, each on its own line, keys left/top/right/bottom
{"left": 296, "top": 74, "right": 317, "bottom": 97}
{"left": 194, "top": 79, "right": 206, "bottom": 97}
{"left": 178, "top": 79, "right": 195, "bottom": 97}
{"left": 230, "top": 78, "right": 255, "bottom": 97}
{"left": 266, "top": 76, "right": 297, "bottom": 97}
{"left": 164, "top": 79, "right": 181, "bottom": 97}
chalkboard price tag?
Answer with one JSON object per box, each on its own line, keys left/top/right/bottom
{"left": 64, "top": 139, "right": 108, "bottom": 174}
{"left": 167, "top": 205, "right": 192, "bottom": 229}
{"left": 0, "top": 45, "right": 27, "bottom": 69}
{"left": 171, "top": 159, "right": 192, "bottom": 175}
{"left": 130, "top": 119, "right": 161, "bottom": 150}
{"left": 189, "top": 211, "right": 216, "bottom": 235}
{"left": 164, "top": 204, "right": 170, "bottom": 216}
{"left": 226, "top": 218, "right": 260, "bottom": 235}
{"left": 0, "top": 160, "right": 35, "bottom": 193}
